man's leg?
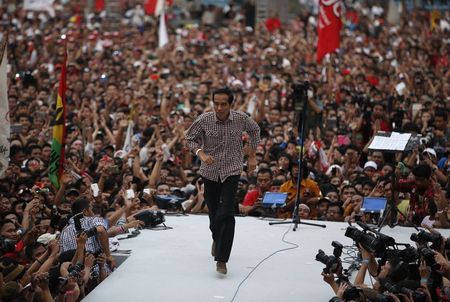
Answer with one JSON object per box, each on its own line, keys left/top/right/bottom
{"left": 203, "top": 178, "right": 221, "bottom": 244}
{"left": 215, "top": 175, "right": 239, "bottom": 263}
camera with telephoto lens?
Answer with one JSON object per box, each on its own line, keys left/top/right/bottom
{"left": 291, "top": 81, "right": 309, "bottom": 112}
{"left": 345, "top": 226, "right": 385, "bottom": 256}
{"left": 73, "top": 213, "right": 97, "bottom": 238}
{"left": 381, "top": 280, "right": 427, "bottom": 302}
{"left": 316, "top": 241, "right": 343, "bottom": 274}
{"left": 410, "top": 230, "right": 450, "bottom": 251}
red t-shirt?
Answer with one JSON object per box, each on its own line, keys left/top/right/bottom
{"left": 242, "top": 190, "right": 261, "bottom": 207}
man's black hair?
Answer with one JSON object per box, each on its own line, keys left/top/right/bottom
{"left": 71, "top": 198, "right": 90, "bottom": 215}
{"left": 212, "top": 87, "right": 234, "bottom": 104}
{"left": 435, "top": 109, "right": 448, "bottom": 121}
{"left": 257, "top": 167, "right": 273, "bottom": 179}
{"left": 412, "top": 164, "right": 432, "bottom": 179}
{"left": 25, "top": 242, "right": 46, "bottom": 260}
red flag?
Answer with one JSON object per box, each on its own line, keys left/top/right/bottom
{"left": 95, "top": 0, "right": 105, "bottom": 12}
{"left": 316, "top": 0, "right": 342, "bottom": 63}
{"left": 144, "top": 0, "right": 172, "bottom": 16}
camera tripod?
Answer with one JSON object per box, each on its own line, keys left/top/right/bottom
{"left": 377, "top": 170, "right": 419, "bottom": 232}
{"left": 269, "top": 82, "right": 326, "bottom": 231}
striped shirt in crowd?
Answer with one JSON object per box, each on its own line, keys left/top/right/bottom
{"left": 186, "top": 110, "right": 260, "bottom": 182}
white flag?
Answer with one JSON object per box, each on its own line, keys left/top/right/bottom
{"left": 23, "top": 0, "right": 55, "bottom": 17}
{"left": 0, "top": 39, "right": 9, "bottom": 177}
{"left": 123, "top": 121, "right": 134, "bottom": 156}
{"left": 158, "top": 6, "right": 169, "bottom": 48}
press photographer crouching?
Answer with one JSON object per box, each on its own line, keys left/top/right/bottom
{"left": 319, "top": 222, "right": 450, "bottom": 302}
{"left": 59, "top": 199, "right": 115, "bottom": 271}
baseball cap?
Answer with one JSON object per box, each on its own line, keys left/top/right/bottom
{"left": 364, "top": 161, "right": 378, "bottom": 170}
{"left": 422, "top": 148, "right": 437, "bottom": 158}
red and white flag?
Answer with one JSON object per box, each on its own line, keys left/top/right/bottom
{"left": 145, "top": 0, "right": 166, "bottom": 16}
{"left": 316, "top": 0, "right": 342, "bottom": 63}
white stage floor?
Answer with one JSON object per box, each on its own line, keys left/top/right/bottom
{"left": 83, "top": 215, "right": 450, "bottom": 302}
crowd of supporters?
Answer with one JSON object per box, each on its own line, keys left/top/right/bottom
{"left": 0, "top": 0, "right": 449, "bottom": 301}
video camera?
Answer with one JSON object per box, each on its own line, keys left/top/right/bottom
{"left": 291, "top": 81, "right": 309, "bottom": 112}
{"left": 315, "top": 241, "right": 343, "bottom": 274}
{"left": 344, "top": 222, "right": 391, "bottom": 257}
{"left": 410, "top": 230, "right": 450, "bottom": 251}
{"left": 134, "top": 210, "right": 165, "bottom": 228}
{"left": 73, "top": 213, "right": 97, "bottom": 238}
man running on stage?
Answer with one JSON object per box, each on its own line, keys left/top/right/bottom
{"left": 186, "top": 87, "right": 261, "bottom": 274}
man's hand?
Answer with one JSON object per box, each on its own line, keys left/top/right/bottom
{"left": 105, "top": 254, "right": 116, "bottom": 270}
{"left": 199, "top": 152, "right": 215, "bottom": 165}
{"left": 247, "top": 157, "right": 257, "bottom": 175}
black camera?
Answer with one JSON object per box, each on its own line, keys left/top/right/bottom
{"left": 385, "top": 245, "right": 418, "bottom": 264}
{"left": 418, "top": 246, "right": 439, "bottom": 270}
{"left": 291, "top": 82, "right": 309, "bottom": 111}
{"left": 0, "top": 236, "right": 16, "bottom": 256}
{"left": 73, "top": 213, "right": 97, "bottom": 238}
{"left": 134, "top": 210, "right": 165, "bottom": 228}
{"left": 315, "top": 241, "right": 343, "bottom": 274}
{"left": 382, "top": 280, "right": 427, "bottom": 302}
{"left": 410, "top": 230, "right": 443, "bottom": 250}
{"left": 344, "top": 226, "right": 386, "bottom": 256}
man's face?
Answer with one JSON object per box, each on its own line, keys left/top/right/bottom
{"left": 42, "top": 146, "right": 51, "bottom": 161}
{"left": 257, "top": 172, "right": 272, "bottom": 192}
{"left": 1, "top": 222, "right": 18, "bottom": 241}
{"left": 414, "top": 176, "right": 430, "bottom": 191}
{"left": 31, "top": 148, "right": 42, "bottom": 159}
{"left": 373, "top": 105, "right": 383, "bottom": 118}
{"left": 342, "top": 187, "right": 356, "bottom": 201}
{"left": 157, "top": 184, "right": 170, "bottom": 196}
{"left": 434, "top": 116, "right": 446, "bottom": 130}
{"left": 213, "top": 94, "right": 231, "bottom": 121}
{"left": 298, "top": 207, "right": 310, "bottom": 219}
{"left": 32, "top": 245, "right": 47, "bottom": 260}
{"left": 19, "top": 116, "right": 31, "bottom": 129}
{"left": 326, "top": 205, "right": 342, "bottom": 221}
{"left": 326, "top": 192, "right": 339, "bottom": 203}
{"left": 371, "top": 152, "right": 384, "bottom": 166}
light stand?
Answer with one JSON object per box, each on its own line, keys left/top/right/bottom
{"left": 269, "top": 82, "right": 326, "bottom": 231}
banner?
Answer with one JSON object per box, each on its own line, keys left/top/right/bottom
{"left": 316, "top": 0, "right": 342, "bottom": 63}
{"left": 158, "top": 6, "right": 169, "bottom": 48}
{"left": 123, "top": 121, "right": 134, "bottom": 155}
{"left": 0, "top": 38, "right": 9, "bottom": 177}
{"left": 49, "top": 41, "right": 67, "bottom": 189}
{"left": 23, "top": 0, "right": 55, "bottom": 17}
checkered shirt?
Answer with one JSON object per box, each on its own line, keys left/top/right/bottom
{"left": 59, "top": 216, "right": 107, "bottom": 254}
{"left": 186, "top": 110, "right": 260, "bottom": 182}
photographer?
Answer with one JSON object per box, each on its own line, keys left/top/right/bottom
{"left": 59, "top": 199, "right": 115, "bottom": 270}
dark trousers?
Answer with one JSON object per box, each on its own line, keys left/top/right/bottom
{"left": 203, "top": 175, "right": 239, "bottom": 263}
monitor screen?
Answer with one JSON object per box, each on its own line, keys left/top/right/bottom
{"left": 362, "top": 197, "right": 387, "bottom": 213}
{"left": 261, "top": 192, "right": 288, "bottom": 208}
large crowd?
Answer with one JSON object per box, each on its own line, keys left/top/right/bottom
{"left": 0, "top": 0, "right": 449, "bottom": 301}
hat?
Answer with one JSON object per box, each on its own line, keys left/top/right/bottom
{"left": 363, "top": 161, "right": 378, "bottom": 170}
{"left": 66, "top": 188, "right": 80, "bottom": 196}
{"left": 298, "top": 204, "right": 310, "bottom": 212}
{"left": 422, "top": 148, "right": 437, "bottom": 158}
{"left": 238, "top": 176, "right": 248, "bottom": 184}
{"left": 326, "top": 164, "right": 343, "bottom": 175}
{"left": 0, "top": 258, "right": 25, "bottom": 282}
{"left": 103, "top": 145, "right": 115, "bottom": 152}
{"left": 37, "top": 232, "right": 60, "bottom": 245}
